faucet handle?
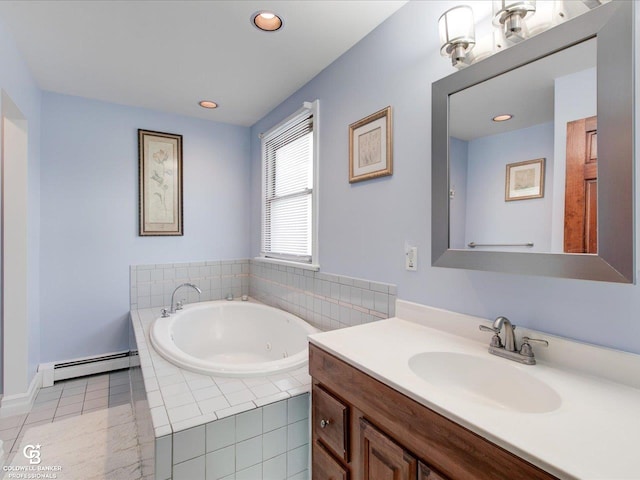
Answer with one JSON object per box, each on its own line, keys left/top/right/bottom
{"left": 479, "top": 325, "right": 499, "bottom": 333}
{"left": 176, "top": 299, "right": 184, "bottom": 310}
{"left": 479, "top": 325, "right": 503, "bottom": 348}
{"left": 519, "top": 336, "right": 549, "bottom": 357}
{"left": 161, "top": 308, "right": 170, "bottom": 318}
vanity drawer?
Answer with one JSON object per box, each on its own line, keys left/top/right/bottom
{"left": 313, "top": 384, "right": 349, "bottom": 462}
{"left": 313, "top": 440, "right": 349, "bottom": 480}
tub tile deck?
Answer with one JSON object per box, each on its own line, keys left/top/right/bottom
{"left": 131, "top": 304, "right": 312, "bottom": 436}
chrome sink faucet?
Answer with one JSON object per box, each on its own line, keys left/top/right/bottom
{"left": 492, "top": 316, "right": 516, "bottom": 351}
{"left": 480, "top": 316, "right": 548, "bottom": 365}
{"left": 170, "top": 283, "right": 202, "bottom": 313}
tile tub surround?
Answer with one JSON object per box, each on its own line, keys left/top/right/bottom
{"left": 158, "top": 395, "right": 310, "bottom": 480}
{"left": 249, "top": 259, "right": 397, "bottom": 331}
{"left": 130, "top": 258, "right": 397, "bottom": 330}
{"left": 131, "top": 260, "right": 250, "bottom": 309}
{"left": 131, "top": 305, "right": 312, "bottom": 479}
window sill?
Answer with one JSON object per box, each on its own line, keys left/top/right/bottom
{"left": 253, "top": 256, "right": 320, "bottom": 271}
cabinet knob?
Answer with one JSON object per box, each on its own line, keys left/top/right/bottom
{"left": 320, "top": 419, "right": 330, "bottom": 429}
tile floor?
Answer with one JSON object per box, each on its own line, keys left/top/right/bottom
{"left": 0, "top": 369, "right": 134, "bottom": 463}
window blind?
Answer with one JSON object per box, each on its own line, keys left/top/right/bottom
{"left": 262, "top": 113, "right": 314, "bottom": 263}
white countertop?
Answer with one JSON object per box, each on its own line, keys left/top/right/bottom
{"left": 308, "top": 302, "right": 640, "bottom": 480}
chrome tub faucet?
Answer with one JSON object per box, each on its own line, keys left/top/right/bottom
{"left": 170, "top": 283, "right": 202, "bottom": 313}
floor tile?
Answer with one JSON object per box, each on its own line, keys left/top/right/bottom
{"left": 108, "top": 392, "right": 132, "bottom": 407}
{"left": 62, "top": 378, "right": 88, "bottom": 389}
{"left": 87, "top": 373, "right": 110, "bottom": 384}
{"left": 0, "top": 415, "right": 26, "bottom": 431}
{"left": 83, "top": 397, "right": 109, "bottom": 412}
{"left": 109, "top": 383, "right": 130, "bottom": 395}
{"left": 0, "top": 426, "right": 21, "bottom": 442}
{"left": 35, "top": 390, "right": 62, "bottom": 403}
{"left": 110, "top": 369, "right": 130, "bottom": 378}
{"left": 57, "top": 393, "right": 85, "bottom": 407}
{"left": 2, "top": 437, "right": 17, "bottom": 453}
{"left": 109, "top": 375, "right": 131, "bottom": 387}
{"left": 61, "top": 385, "right": 86, "bottom": 398}
{"left": 10, "top": 436, "right": 23, "bottom": 453}
{"left": 54, "top": 411, "right": 81, "bottom": 421}
{"left": 24, "top": 408, "right": 56, "bottom": 425}
{"left": 85, "top": 387, "right": 109, "bottom": 400}
{"left": 31, "top": 399, "right": 59, "bottom": 412}
{"left": 86, "top": 381, "right": 109, "bottom": 392}
{"left": 55, "top": 402, "right": 83, "bottom": 417}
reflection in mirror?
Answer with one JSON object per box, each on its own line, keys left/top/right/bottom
{"left": 432, "top": 1, "right": 633, "bottom": 283}
{"left": 448, "top": 38, "right": 596, "bottom": 254}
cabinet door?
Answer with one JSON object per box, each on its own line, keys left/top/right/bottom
{"left": 313, "top": 441, "right": 349, "bottom": 480}
{"left": 360, "top": 418, "right": 417, "bottom": 480}
{"left": 418, "top": 461, "right": 448, "bottom": 480}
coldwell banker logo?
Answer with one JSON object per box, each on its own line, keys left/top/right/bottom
{"left": 22, "top": 445, "right": 41, "bottom": 465}
{"left": 3, "top": 443, "right": 62, "bottom": 478}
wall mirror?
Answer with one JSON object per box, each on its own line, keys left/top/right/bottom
{"left": 432, "top": 1, "right": 633, "bottom": 283}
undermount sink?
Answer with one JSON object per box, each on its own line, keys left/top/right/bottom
{"left": 408, "top": 352, "right": 562, "bottom": 414}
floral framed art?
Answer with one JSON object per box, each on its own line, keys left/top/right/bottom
{"left": 349, "top": 106, "right": 393, "bottom": 183}
{"left": 138, "top": 129, "right": 183, "bottom": 236}
{"left": 505, "top": 158, "right": 545, "bottom": 201}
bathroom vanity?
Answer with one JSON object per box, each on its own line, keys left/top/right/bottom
{"left": 310, "top": 344, "right": 555, "bottom": 479}
{"left": 309, "top": 301, "right": 640, "bottom": 480}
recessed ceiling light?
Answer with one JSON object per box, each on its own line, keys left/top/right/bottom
{"left": 251, "top": 11, "right": 283, "bottom": 32}
{"left": 492, "top": 114, "right": 513, "bottom": 122}
{"left": 199, "top": 100, "right": 218, "bottom": 109}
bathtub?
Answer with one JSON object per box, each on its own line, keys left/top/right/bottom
{"left": 150, "top": 300, "right": 319, "bottom": 377}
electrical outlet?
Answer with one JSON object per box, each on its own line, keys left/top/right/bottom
{"left": 406, "top": 246, "right": 418, "bottom": 271}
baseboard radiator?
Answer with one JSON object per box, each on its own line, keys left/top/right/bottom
{"left": 39, "top": 351, "right": 133, "bottom": 387}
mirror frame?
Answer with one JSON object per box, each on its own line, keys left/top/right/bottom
{"left": 432, "top": 1, "right": 634, "bottom": 283}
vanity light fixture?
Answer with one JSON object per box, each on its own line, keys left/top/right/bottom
{"left": 199, "top": 100, "right": 218, "bottom": 109}
{"left": 492, "top": 113, "right": 513, "bottom": 122}
{"left": 251, "top": 11, "right": 283, "bottom": 32}
{"left": 438, "top": 5, "right": 476, "bottom": 68}
{"left": 493, "top": 1, "right": 537, "bottom": 43}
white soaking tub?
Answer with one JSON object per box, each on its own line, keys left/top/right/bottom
{"left": 150, "top": 300, "right": 319, "bottom": 377}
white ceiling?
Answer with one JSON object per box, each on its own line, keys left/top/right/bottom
{"left": 0, "top": 0, "right": 408, "bottom": 126}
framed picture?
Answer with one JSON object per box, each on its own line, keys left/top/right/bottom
{"left": 505, "top": 158, "right": 545, "bottom": 201}
{"left": 349, "top": 106, "right": 393, "bottom": 183}
{"left": 138, "top": 129, "right": 183, "bottom": 236}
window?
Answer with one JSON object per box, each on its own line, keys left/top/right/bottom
{"left": 261, "top": 101, "right": 319, "bottom": 266}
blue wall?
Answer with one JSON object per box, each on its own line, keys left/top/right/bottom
{"left": 465, "top": 122, "right": 554, "bottom": 252}
{"left": 40, "top": 92, "right": 251, "bottom": 362}
{"left": 0, "top": 17, "right": 42, "bottom": 388}
{"left": 250, "top": 1, "right": 640, "bottom": 354}
{"left": 1, "top": 0, "right": 638, "bottom": 382}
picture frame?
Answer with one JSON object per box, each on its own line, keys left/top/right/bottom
{"left": 349, "top": 106, "right": 393, "bottom": 183}
{"left": 505, "top": 158, "right": 545, "bottom": 201}
{"left": 138, "top": 129, "right": 183, "bottom": 236}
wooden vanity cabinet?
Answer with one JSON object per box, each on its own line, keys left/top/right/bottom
{"left": 309, "top": 344, "right": 558, "bottom": 480}
{"left": 360, "top": 418, "right": 418, "bottom": 480}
